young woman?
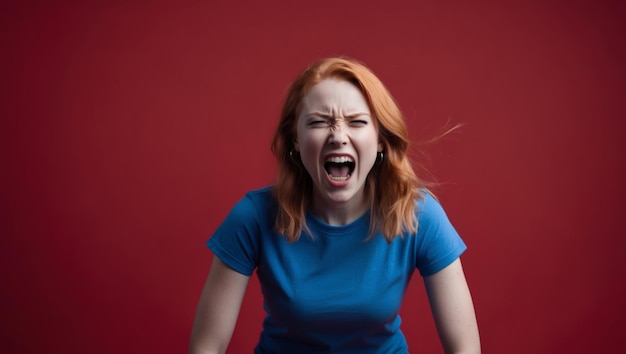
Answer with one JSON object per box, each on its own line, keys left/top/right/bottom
{"left": 189, "top": 57, "right": 480, "bottom": 354}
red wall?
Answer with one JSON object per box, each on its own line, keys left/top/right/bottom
{"left": 2, "top": 1, "right": 625, "bottom": 353}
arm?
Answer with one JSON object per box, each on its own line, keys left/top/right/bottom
{"left": 424, "top": 258, "right": 481, "bottom": 354}
{"left": 189, "top": 256, "right": 251, "bottom": 354}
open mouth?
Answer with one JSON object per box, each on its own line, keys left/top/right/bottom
{"left": 324, "top": 155, "right": 355, "bottom": 181}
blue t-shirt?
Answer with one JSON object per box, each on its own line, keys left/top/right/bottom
{"left": 208, "top": 186, "right": 466, "bottom": 354}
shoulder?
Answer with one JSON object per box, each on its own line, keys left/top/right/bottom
{"left": 231, "top": 185, "right": 277, "bottom": 217}
{"left": 208, "top": 186, "right": 276, "bottom": 275}
{"left": 244, "top": 185, "right": 275, "bottom": 205}
{"left": 220, "top": 186, "right": 278, "bottom": 233}
{"left": 413, "top": 190, "right": 466, "bottom": 276}
{"left": 413, "top": 190, "right": 463, "bottom": 248}
{"left": 416, "top": 190, "right": 449, "bottom": 224}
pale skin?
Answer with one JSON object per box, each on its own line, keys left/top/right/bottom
{"left": 293, "top": 79, "right": 382, "bottom": 225}
{"left": 189, "top": 257, "right": 249, "bottom": 354}
{"left": 425, "top": 259, "right": 481, "bottom": 354}
{"left": 189, "top": 79, "right": 480, "bottom": 353}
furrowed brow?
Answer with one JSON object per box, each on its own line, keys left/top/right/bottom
{"left": 304, "top": 112, "right": 370, "bottom": 119}
{"left": 344, "top": 112, "right": 370, "bottom": 118}
{"left": 305, "top": 112, "right": 332, "bottom": 119}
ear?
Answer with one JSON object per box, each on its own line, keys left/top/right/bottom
{"left": 294, "top": 140, "right": 300, "bottom": 152}
{"left": 377, "top": 142, "right": 384, "bottom": 152}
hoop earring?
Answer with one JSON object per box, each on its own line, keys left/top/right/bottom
{"left": 376, "top": 151, "right": 384, "bottom": 165}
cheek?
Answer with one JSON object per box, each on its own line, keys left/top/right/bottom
{"left": 297, "top": 132, "right": 325, "bottom": 153}
{"left": 357, "top": 131, "right": 380, "bottom": 168}
{"left": 355, "top": 129, "right": 379, "bottom": 149}
{"left": 299, "top": 144, "right": 316, "bottom": 164}
{"left": 296, "top": 133, "right": 325, "bottom": 173}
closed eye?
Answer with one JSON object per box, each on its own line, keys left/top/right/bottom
{"left": 307, "top": 120, "right": 328, "bottom": 126}
{"left": 350, "top": 119, "right": 368, "bottom": 126}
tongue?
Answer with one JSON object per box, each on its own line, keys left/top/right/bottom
{"left": 328, "top": 165, "right": 350, "bottom": 177}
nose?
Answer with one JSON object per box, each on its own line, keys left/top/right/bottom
{"left": 328, "top": 123, "right": 348, "bottom": 146}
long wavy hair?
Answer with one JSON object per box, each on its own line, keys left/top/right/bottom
{"left": 271, "top": 57, "right": 426, "bottom": 243}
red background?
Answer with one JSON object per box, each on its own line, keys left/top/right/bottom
{"left": 2, "top": 1, "right": 625, "bottom": 353}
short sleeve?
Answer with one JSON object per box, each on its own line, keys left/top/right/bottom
{"left": 207, "top": 194, "right": 261, "bottom": 276}
{"left": 414, "top": 194, "right": 467, "bottom": 276}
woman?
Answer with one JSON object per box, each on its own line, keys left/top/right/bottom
{"left": 189, "top": 57, "right": 480, "bottom": 354}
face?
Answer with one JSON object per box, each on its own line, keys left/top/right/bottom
{"left": 294, "top": 78, "right": 383, "bottom": 211}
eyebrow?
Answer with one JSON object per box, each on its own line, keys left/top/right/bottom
{"left": 305, "top": 112, "right": 371, "bottom": 119}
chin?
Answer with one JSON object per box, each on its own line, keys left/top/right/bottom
{"left": 324, "top": 186, "right": 363, "bottom": 204}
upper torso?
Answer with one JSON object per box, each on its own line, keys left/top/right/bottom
{"left": 208, "top": 186, "right": 466, "bottom": 353}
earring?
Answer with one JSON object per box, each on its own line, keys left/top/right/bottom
{"left": 376, "top": 151, "right": 384, "bottom": 165}
{"left": 289, "top": 150, "right": 300, "bottom": 162}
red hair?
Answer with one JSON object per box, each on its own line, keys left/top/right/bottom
{"left": 271, "top": 57, "right": 426, "bottom": 242}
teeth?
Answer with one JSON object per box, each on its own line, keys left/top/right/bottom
{"left": 325, "top": 156, "right": 354, "bottom": 163}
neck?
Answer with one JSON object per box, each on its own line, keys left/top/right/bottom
{"left": 310, "top": 191, "right": 370, "bottom": 226}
